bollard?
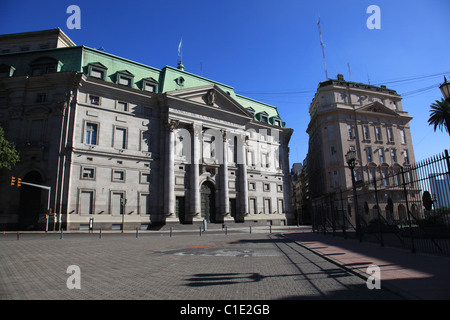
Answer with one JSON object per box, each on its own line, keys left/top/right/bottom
{"left": 99, "top": 228, "right": 102, "bottom": 239}
{"left": 270, "top": 225, "right": 272, "bottom": 234}
{"left": 250, "top": 226, "right": 252, "bottom": 234}
{"left": 225, "top": 226, "right": 228, "bottom": 235}
{"left": 17, "top": 232, "right": 19, "bottom": 240}
{"left": 60, "top": 228, "right": 63, "bottom": 240}
{"left": 170, "top": 227, "right": 173, "bottom": 237}
{"left": 199, "top": 226, "right": 202, "bottom": 236}
{"left": 136, "top": 228, "right": 139, "bottom": 238}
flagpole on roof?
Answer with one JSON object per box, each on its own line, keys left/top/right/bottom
{"left": 177, "top": 35, "right": 184, "bottom": 70}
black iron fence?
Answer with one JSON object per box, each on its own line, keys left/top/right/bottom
{"left": 311, "top": 150, "right": 450, "bottom": 256}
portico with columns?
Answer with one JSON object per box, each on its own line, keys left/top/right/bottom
{"left": 161, "top": 85, "right": 294, "bottom": 226}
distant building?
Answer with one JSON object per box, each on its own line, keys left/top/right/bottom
{"left": 306, "top": 74, "right": 418, "bottom": 224}
{"left": 429, "top": 174, "right": 450, "bottom": 209}
{"left": 0, "top": 29, "right": 293, "bottom": 231}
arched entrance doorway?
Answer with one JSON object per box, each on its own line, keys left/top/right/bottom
{"left": 200, "top": 181, "right": 216, "bottom": 223}
{"left": 19, "top": 171, "right": 44, "bottom": 230}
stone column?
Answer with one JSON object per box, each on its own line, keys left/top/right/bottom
{"left": 221, "top": 130, "right": 229, "bottom": 216}
{"left": 190, "top": 123, "right": 201, "bottom": 217}
{"left": 164, "top": 119, "right": 179, "bottom": 217}
{"left": 239, "top": 133, "right": 249, "bottom": 216}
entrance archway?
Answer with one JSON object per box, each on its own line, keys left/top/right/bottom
{"left": 200, "top": 181, "right": 216, "bottom": 223}
{"left": 19, "top": 171, "right": 43, "bottom": 230}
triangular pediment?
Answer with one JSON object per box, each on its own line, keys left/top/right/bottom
{"left": 357, "top": 101, "right": 399, "bottom": 116}
{"left": 166, "top": 85, "right": 253, "bottom": 119}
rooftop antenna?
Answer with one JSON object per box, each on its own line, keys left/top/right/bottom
{"left": 317, "top": 17, "right": 328, "bottom": 80}
{"left": 348, "top": 63, "right": 352, "bottom": 81}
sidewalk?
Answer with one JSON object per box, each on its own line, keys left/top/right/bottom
{"left": 283, "top": 231, "right": 450, "bottom": 300}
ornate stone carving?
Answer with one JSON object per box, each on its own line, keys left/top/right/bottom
{"left": 165, "top": 119, "right": 180, "bottom": 132}
{"left": 206, "top": 89, "right": 216, "bottom": 106}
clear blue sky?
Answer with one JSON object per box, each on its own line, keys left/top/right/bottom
{"left": 1, "top": 0, "right": 449, "bottom": 166}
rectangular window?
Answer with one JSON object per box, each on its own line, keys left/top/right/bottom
{"left": 375, "top": 126, "right": 382, "bottom": 141}
{"left": 81, "top": 167, "right": 95, "bottom": 180}
{"left": 139, "top": 193, "right": 150, "bottom": 215}
{"left": 140, "top": 172, "right": 150, "bottom": 184}
{"left": 114, "top": 127, "right": 127, "bottom": 149}
{"left": 263, "top": 183, "right": 270, "bottom": 191}
{"left": 379, "top": 148, "right": 385, "bottom": 163}
{"left": 249, "top": 198, "right": 257, "bottom": 215}
{"left": 141, "top": 131, "right": 152, "bottom": 152}
{"left": 387, "top": 127, "right": 394, "bottom": 142}
{"left": 118, "top": 76, "right": 131, "bottom": 86}
{"left": 363, "top": 125, "right": 370, "bottom": 140}
{"left": 31, "top": 67, "right": 41, "bottom": 76}
{"left": 249, "top": 182, "right": 256, "bottom": 191}
{"left": 330, "top": 146, "right": 337, "bottom": 163}
{"left": 89, "top": 95, "right": 100, "bottom": 105}
{"left": 111, "top": 192, "right": 124, "bottom": 215}
{"left": 264, "top": 198, "right": 271, "bottom": 214}
{"left": 347, "top": 124, "right": 355, "bottom": 140}
{"left": 112, "top": 169, "right": 125, "bottom": 182}
{"left": 400, "top": 129, "right": 406, "bottom": 144}
{"left": 143, "top": 82, "right": 156, "bottom": 92}
{"left": 404, "top": 149, "right": 410, "bottom": 165}
{"left": 366, "top": 146, "right": 372, "bottom": 162}
{"left": 277, "top": 199, "right": 284, "bottom": 214}
{"left": 332, "top": 170, "right": 339, "bottom": 187}
{"left": 117, "top": 101, "right": 128, "bottom": 112}
{"left": 90, "top": 69, "right": 104, "bottom": 79}
{"left": 85, "top": 122, "right": 98, "bottom": 145}
{"left": 391, "top": 149, "right": 397, "bottom": 163}
{"left": 79, "top": 190, "right": 94, "bottom": 215}
{"left": 36, "top": 93, "right": 46, "bottom": 103}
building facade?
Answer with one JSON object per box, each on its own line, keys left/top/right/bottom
{"left": 0, "top": 29, "right": 293, "bottom": 231}
{"left": 306, "top": 74, "right": 417, "bottom": 225}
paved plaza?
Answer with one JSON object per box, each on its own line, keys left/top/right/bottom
{"left": 0, "top": 228, "right": 401, "bottom": 300}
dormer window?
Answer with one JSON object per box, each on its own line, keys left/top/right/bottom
{"left": 256, "top": 111, "right": 269, "bottom": 123}
{"left": 270, "top": 115, "right": 282, "bottom": 127}
{"left": 29, "top": 56, "right": 62, "bottom": 76}
{"left": 87, "top": 62, "right": 108, "bottom": 80}
{"left": 142, "top": 77, "right": 159, "bottom": 93}
{"left": 116, "top": 70, "right": 134, "bottom": 87}
{"left": 246, "top": 107, "right": 255, "bottom": 116}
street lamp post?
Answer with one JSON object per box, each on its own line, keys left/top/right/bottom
{"left": 439, "top": 76, "right": 450, "bottom": 102}
{"left": 345, "top": 150, "right": 362, "bottom": 241}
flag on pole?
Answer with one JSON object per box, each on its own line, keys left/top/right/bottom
{"left": 178, "top": 36, "right": 183, "bottom": 58}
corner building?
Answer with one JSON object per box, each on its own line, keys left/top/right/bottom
{"left": 0, "top": 29, "right": 293, "bottom": 230}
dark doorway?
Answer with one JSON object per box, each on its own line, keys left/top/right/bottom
{"left": 201, "top": 181, "right": 215, "bottom": 222}
{"left": 19, "top": 171, "right": 43, "bottom": 230}
{"left": 176, "top": 196, "right": 186, "bottom": 224}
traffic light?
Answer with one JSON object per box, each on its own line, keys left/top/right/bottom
{"left": 17, "top": 178, "right": 22, "bottom": 187}
{"left": 10, "top": 177, "right": 16, "bottom": 186}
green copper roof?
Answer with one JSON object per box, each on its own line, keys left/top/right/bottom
{"left": 1, "top": 44, "right": 285, "bottom": 127}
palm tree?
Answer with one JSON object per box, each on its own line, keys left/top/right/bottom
{"left": 428, "top": 98, "right": 450, "bottom": 136}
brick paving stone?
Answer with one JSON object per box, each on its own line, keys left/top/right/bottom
{"left": 0, "top": 231, "right": 401, "bottom": 300}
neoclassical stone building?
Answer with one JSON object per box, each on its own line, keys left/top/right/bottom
{"left": 306, "top": 74, "right": 417, "bottom": 225}
{"left": 0, "top": 29, "right": 293, "bottom": 230}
